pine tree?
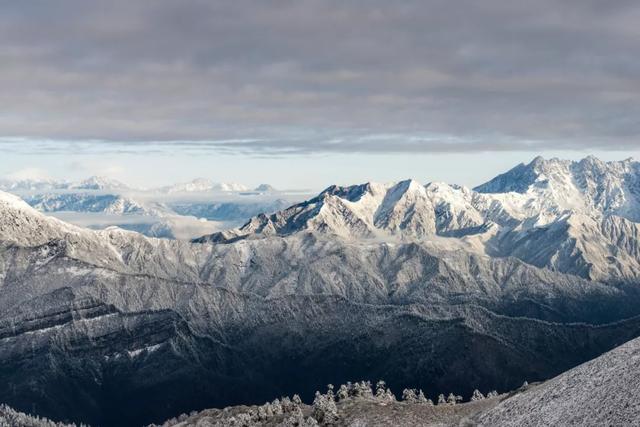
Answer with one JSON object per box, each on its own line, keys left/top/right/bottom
{"left": 337, "top": 384, "right": 349, "bottom": 401}
{"left": 447, "top": 393, "right": 458, "bottom": 405}
{"left": 312, "top": 390, "right": 339, "bottom": 424}
{"left": 402, "top": 388, "right": 418, "bottom": 402}
{"left": 385, "top": 388, "right": 396, "bottom": 402}
{"left": 470, "top": 389, "right": 485, "bottom": 401}
{"left": 417, "top": 390, "right": 433, "bottom": 405}
{"left": 327, "top": 384, "right": 335, "bottom": 401}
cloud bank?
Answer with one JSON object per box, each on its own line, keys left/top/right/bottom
{"left": 2, "top": 1, "right": 640, "bottom": 154}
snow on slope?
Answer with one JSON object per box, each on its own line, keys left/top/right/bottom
{"left": 25, "top": 193, "right": 153, "bottom": 215}
{"left": 0, "top": 186, "right": 624, "bottom": 320}
{"left": 476, "top": 335, "right": 640, "bottom": 426}
{"left": 160, "top": 178, "right": 249, "bottom": 193}
{"left": 0, "top": 175, "right": 130, "bottom": 192}
{"left": 197, "top": 157, "right": 640, "bottom": 283}
{"left": 201, "top": 180, "right": 485, "bottom": 242}
{"left": 69, "top": 175, "right": 130, "bottom": 191}
{"left": 0, "top": 404, "right": 77, "bottom": 427}
{"left": 475, "top": 156, "right": 640, "bottom": 221}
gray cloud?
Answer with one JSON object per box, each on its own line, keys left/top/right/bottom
{"left": 1, "top": 0, "right": 640, "bottom": 153}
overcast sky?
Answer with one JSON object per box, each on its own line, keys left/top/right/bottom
{"left": 2, "top": 1, "right": 640, "bottom": 188}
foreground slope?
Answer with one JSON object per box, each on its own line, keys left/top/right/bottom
{"left": 476, "top": 334, "right": 640, "bottom": 426}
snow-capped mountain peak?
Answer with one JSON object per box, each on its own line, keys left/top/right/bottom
{"left": 161, "top": 178, "right": 249, "bottom": 193}
{"left": 475, "top": 156, "right": 640, "bottom": 220}
{"left": 71, "top": 175, "right": 130, "bottom": 190}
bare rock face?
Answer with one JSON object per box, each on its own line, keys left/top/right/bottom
{"left": 4, "top": 157, "right": 640, "bottom": 426}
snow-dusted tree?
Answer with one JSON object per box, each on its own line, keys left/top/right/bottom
{"left": 437, "top": 394, "right": 447, "bottom": 405}
{"left": 486, "top": 390, "right": 499, "bottom": 398}
{"left": 417, "top": 390, "right": 433, "bottom": 405}
{"left": 231, "top": 413, "right": 252, "bottom": 427}
{"left": 326, "top": 384, "right": 335, "bottom": 401}
{"left": 281, "top": 406, "right": 305, "bottom": 427}
{"left": 281, "top": 396, "right": 294, "bottom": 413}
{"left": 337, "top": 384, "right": 349, "bottom": 401}
{"left": 402, "top": 388, "right": 418, "bottom": 402}
{"left": 375, "top": 380, "right": 387, "bottom": 399}
{"left": 194, "top": 417, "right": 215, "bottom": 427}
{"left": 353, "top": 380, "right": 373, "bottom": 398}
{"left": 385, "top": 388, "right": 396, "bottom": 402}
{"left": 256, "top": 405, "right": 268, "bottom": 421}
{"left": 303, "top": 416, "right": 320, "bottom": 426}
{"left": 522, "top": 381, "right": 529, "bottom": 388}
{"left": 300, "top": 417, "right": 318, "bottom": 427}
{"left": 312, "top": 391, "right": 339, "bottom": 424}
{"left": 264, "top": 403, "right": 274, "bottom": 418}
{"left": 246, "top": 408, "right": 258, "bottom": 421}
{"left": 271, "top": 398, "right": 284, "bottom": 415}
{"left": 292, "top": 394, "right": 303, "bottom": 405}
{"left": 0, "top": 403, "right": 82, "bottom": 427}
{"left": 470, "top": 389, "right": 485, "bottom": 401}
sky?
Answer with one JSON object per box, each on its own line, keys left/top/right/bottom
{"left": 2, "top": 1, "right": 640, "bottom": 190}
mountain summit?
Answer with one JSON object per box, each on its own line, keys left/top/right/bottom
{"left": 475, "top": 156, "right": 640, "bottom": 220}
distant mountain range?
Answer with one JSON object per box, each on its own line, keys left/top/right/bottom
{"left": 0, "top": 176, "right": 291, "bottom": 240}
{"left": 0, "top": 175, "right": 278, "bottom": 194}
{"left": 2, "top": 157, "right": 640, "bottom": 426}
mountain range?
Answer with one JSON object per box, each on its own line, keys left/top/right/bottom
{"left": 0, "top": 176, "right": 292, "bottom": 240}
{"left": 2, "top": 156, "right": 640, "bottom": 426}
{"left": 0, "top": 176, "right": 277, "bottom": 194}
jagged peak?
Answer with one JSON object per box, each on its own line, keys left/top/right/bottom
{"left": 529, "top": 155, "right": 546, "bottom": 167}
{"left": 474, "top": 155, "right": 637, "bottom": 195}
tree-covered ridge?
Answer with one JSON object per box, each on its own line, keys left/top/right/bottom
{"left": 155, "top": 380, "right": 500, "bottom": 427}
{"left": 0, "top": 404, "right": 86, "bottom": 427}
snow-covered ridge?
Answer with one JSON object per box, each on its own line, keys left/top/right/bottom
{"left": 475, "top": 156, "right": 640, "bottom": 220}
{"left": 159, "top": 178, "right": 249, "bottom": 193}
{"left": 197, "top": 156, "right": 640, "bottom": 283}
{"left": 0, "top": 175, "right": 279, "bottom": 194}
{"left": 0, "top": 175, "right": 129, "bottom": 192}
